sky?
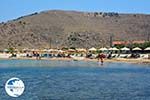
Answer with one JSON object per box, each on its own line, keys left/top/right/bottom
{"left": 0, "top": 0, "right": 150, "bottom": 22}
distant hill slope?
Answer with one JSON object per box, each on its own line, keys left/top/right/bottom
{"left": 0, "top": 10, "right": 150, "bottom": 49}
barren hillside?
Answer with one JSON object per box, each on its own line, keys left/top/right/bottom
{"left": 0, "top": 10, "right": 150, "bottom": 49}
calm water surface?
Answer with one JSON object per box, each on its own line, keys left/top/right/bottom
{"left": 0, "top": 59, "right": 150, "bottom": 100}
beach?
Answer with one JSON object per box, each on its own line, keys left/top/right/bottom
{"left": 1, "top": 55, "right": 150, "bottom": 65}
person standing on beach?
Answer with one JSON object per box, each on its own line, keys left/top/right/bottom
{"left": 98, "top": 53, "right": 105, "bottom": 65}
{"left": 35, "top": 52, "right": 41, "bottom": 60}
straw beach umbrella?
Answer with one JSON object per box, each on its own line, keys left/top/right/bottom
{"left": 67, "top": 49, "right": 76, "bottom": 54}
{"left": 89, "top": 47, "right": 97, "bottom": 51}
{"left": 121, "top": 47, "right": 130, "bottom": 51}
{"left": 42, "top": 49, "right": 48, "bottom": 52}
{"left": 108, "top": 47, "right": 119, "bottom": 51}
{"left": 58, "top": 50, "right": 65, "bottom": 53}
{"left": 30, "top": 49, "right": 35, "bottom": 51}
{"left": 68, "top": 49, "right": 76, "bottom": 52}
{"left": 144, "top": 47, "right": 150, "bottom": 51}
{"left": 132, "top": 47, "right": 142, "bottom": 51}
{"left": 47, "top": 49, "right": 53, "bottom": 52}
{"left": 76, "top": 48, "right": 87, "bottom": 52}
{"left": 35, "top": 49, "right": 40, "bottom": 52}
{"left": 22, "top": 48, "right": 30, "bottom": 52}
{"left": 3, "top": 49, "right": 9, "bottom": 52}
{"left": 99, "top": 47, "right": 108, "bottom": 51}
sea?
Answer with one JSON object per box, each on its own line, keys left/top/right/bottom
{"left": 0, "top": 59, "right": 150, "bottom": 100}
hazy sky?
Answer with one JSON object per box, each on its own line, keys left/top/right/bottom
{"left": 0, "top": 0, "right": 150, "bottom": 22}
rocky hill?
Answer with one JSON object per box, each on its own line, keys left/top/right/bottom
{"left": 0, "top": 10, "right": 150, "bottom": 49}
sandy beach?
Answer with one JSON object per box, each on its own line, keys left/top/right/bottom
{"left": 105, "top": 58, "right": 150, "bottom": 64}
{"left": 1, "top": 56, "right": 149, "bottom": 65}
{"left": 0, "top": 52, "right": 149, "bottom": 64}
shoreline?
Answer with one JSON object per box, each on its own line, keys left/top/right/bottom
{"left": 0, "top": 57, "right": 150, "bottom": 65}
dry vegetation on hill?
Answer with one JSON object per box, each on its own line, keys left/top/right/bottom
{"left": 0, "top": 10, "right": 150, "bottom": 49}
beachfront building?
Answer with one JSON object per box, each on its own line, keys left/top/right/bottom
{"left": 113, "top": 40, "right": 146, "bottom": 46}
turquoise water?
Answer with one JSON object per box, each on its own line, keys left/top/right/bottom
{"left": 0, "top": 60, "right": 150, "bottom": 100}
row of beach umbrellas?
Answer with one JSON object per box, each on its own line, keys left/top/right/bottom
{"left": 88, "top": 47, "right": 150, "bottom": 51}
{"left": 3, "top": 47, "right": 150, "bottom": 52}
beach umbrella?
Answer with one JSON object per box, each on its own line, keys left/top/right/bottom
{"left": 30, "top": 49, "right": 40, "bottom": 52}
{"left": 144, "top": 47, "right": 150, "bottom": 51}
{"left": 42, "top": 49, "right": 49, "bottom": 52}
{"left": 132, "top": 47, "right": 142, "bottom": 51}
{"left": 30, "top": 49, "right": 35, "bottom": 51}
{"left": 41, "top": 49, "right": 51, "bottom": 52}
{"left": 23, "top": 48, "right": 29, "bottom": 51}
{"left": 47, "top": 49, "right": 56, "bottom": 52}
{"left": 47, "top": 49, "right": 51, "bottom": 52}
{"left": 22, "top": 48, "right": 29, "bottom": 52}
{"left": 76, "top": 48, "right": 87, "bottom": 52}
{"left": 48, "top": 49, "right": 60, "bottom": 53}
{"left": 99, "top": 47, "right": 108, "bottom": 51}
{"left": 52, "top": 49, "right": 59, "bottom": 52}
{"left": 68, "top": 49, "right": 76, "bottom": 52}
{"left": 3, "top": 49, "right": 9, "bottom": 52}
{"left": 14, "top": 49, "right": 19, "bottom": 52}
{"left": 112, "top": 47, "right": 119, "bottom": 51}
{"left": 109, "top": 47, "right": 119, "bottom": 51}
{"left": 121, "top": 47, "right": 130, "bottom": 51}
{"left": 89, "top": 47, "right": 97, "bottom": 51}
{"left": 34, "top": 49, "right": 40, "bottom": 52}
{"left": 58, "top": 50, "right": 65, "bottom": 53}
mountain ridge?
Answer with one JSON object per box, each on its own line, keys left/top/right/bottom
{"left": 0, "top": 10, "right": 150, "bottom": 49}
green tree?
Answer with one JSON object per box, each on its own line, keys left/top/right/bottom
{"left": 8, "top": 47, "right": 14, "bottom": 54}
{"left": 114, "top": 44, "right": 125, "bottom": 49}
{"left": 70, "top": 47, "right": 76, "bottom": 50}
